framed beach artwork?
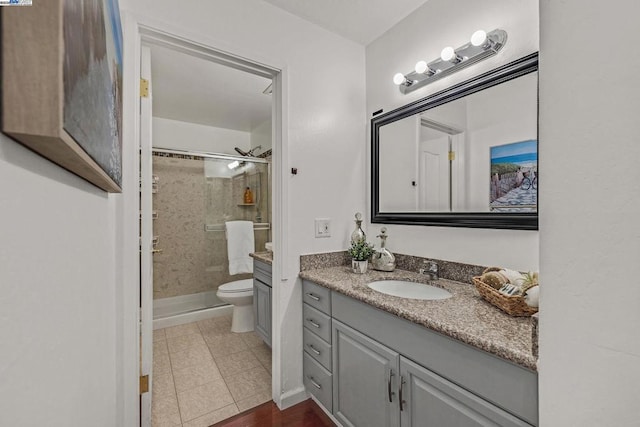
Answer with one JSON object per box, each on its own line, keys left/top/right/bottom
{"left": 1, "top": 0, "right": 123, "bottom": 192}
{"left": 489, "top": 140, "right": 538, "bottom": 212}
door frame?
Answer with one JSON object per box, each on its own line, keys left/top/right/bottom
{"left": 119, "top": 12, "right": 289, "bottom": 425}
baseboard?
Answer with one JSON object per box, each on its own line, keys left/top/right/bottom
{"left": 277, "top": 386, "right": 308, "bottom": 410}
{"left": 309, "top": 394, "right": 343, "bottom": 427}
{"left": 152, "top": 305, "right": 233, "bottom": 330}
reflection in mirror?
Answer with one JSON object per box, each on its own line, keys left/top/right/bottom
{"left": 372, "top": 53, "right": 538, "bottom": 229}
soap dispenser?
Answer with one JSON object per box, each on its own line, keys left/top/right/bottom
{"left": 372, "top": 227, "right": 396, "bottom": 272}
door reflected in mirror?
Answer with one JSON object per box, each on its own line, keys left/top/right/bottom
{"left": 372, "top": 53, "right": 538, "bottom": 229}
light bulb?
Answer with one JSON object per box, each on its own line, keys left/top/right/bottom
{"left": 228, "top": 160, "right": 240, "bottom": 169}
{"left": 471, "top": 30, "right": 487, "bottom": 47}
{"left": 440, "top": 46, "right": 455, "bottom": 62}
{"left": 393, "top": 73, "right": 406, "bottom": 85}
{"left": 415, "top": 61, "right": 428, "bottom": 74}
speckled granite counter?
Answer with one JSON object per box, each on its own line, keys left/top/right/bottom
{"left": 250, "top": 251, "right": 273, "bottom": 265}
{"left": 299, "top": 266, "right": 537, "bottom": 371}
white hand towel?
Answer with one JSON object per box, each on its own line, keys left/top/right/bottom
{"left": 226, "top": 221, "right": 255, "bottom": 275}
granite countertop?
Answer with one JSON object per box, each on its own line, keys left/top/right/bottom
{"left": 250, "top": 251, "right": 273, "bottom": 265}
{"left": 299, "top": 266, "right": 537, "bottom": 371}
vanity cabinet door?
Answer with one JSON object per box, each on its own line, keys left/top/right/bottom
{"left": 253, "top": 279, "right": 271, "bottom": 346}
{"left": 332, "top": 320, "right": 400, "bottom": 427}
{"left": 400, "top": 357, "right": 532, "bottom": 427}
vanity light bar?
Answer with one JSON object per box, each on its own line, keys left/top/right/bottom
{"left": 394, "top": 29, "right": 507, "bottom": 94}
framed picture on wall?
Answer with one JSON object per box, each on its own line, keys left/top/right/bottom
{"left": 1, "top": 0, "right": 123, "bottom": 192}
{"left": 489, "top": 140, "right": 537, "bottom": 212}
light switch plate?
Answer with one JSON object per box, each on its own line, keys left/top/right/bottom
{"left": 315, "top": 218, "right": 331, "bottom": 238}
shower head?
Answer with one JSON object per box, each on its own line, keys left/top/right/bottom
{"left": 234, "top": 146, "right": 262, "bottom": 157}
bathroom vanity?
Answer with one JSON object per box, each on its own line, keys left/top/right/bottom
{"left": 299, "top": 266, "right": 538, "bottom": 427}
{"left": 252, "top": 254, "right": 272, "bottom": 346}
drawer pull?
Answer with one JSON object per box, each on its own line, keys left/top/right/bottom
{"left": 306, "top": 292, "right": 321, "bottom": 301}
{"left": 307, "top": 344, "right": 321, "bottom": 355}
{"left": 306, "top": 318, "right": 321, "bottom": 328}
{"left": 307, "top": 376, "right": 322, "bottom": 389}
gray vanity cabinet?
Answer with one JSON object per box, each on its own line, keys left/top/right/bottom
{"left": 400, "top": 357, "right": 531, "bottom": 427}
{"left": 302, "top": 280, "right": 334, "bottom": 411}
{"left": 253, "top": 260, "right": 271, "bottom": 346}
{"left": 301, "top": 279, "right": 538, "bottom": 426}
{"left": 332, "top": 320, "right": 400, "bottom": 427}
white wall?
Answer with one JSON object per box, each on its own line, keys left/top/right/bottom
{"left": 0, "top": 136, "right": 118, "bottom": 426}
{"left": 538, "top": 0, "right": 640, "bottom": 424}
{"left": 366, "top": 0, "right": 539, "bottom": 271}
{"left": 120, "top": 0, "right": 366, "bottom": 406}
{"left": 153, "top": 117, "right": 250, "bottom": 154}
{"left": 251, "top": 119, "right": 272, "bottom": 152}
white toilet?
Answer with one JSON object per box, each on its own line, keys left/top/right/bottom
{"left": 216, "top": 278, "right": 254, "bottom": 332}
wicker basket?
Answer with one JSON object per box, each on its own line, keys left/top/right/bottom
{"left": 472, "top": 267, "right": 538, "bottom": 317}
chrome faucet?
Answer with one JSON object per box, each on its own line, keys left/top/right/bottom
{"left": 419, "top": 260, "right": 439, "bottom": 280}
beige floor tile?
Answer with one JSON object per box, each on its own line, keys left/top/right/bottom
{"left": 151, "top": 392, "right": 181, "bottom": 427}
{"left": 167, "top": 333, "right": 206, "bottom": 354}
{"left": 153, "top": 328, "right": 167, "bottom": 342}
{"left": 169, "top": 342, "right": 214, "bottom": 371}
{"left": 153, "top": 351, "right": 172, "bottom": 376}
{"left": 165, "top": 322, "right": 201, "bottom": 338}
{"left": 225, "top": 365, "right": 271, "bottom": 402}
{"left": 153, "top": 371, "right": 176, "bottom": 399}
{"left": 216, "top": 349, "right": 262, "bottom": 378}
{"left": 235, "top": 389, "right": 272, "bottom": 412}
{"left": 181, "top": 403, "right": 239, "bottom": 427}
{"left": 153, "top": 340, "right": 169, "bottom": 357}
{"left": 206, "top": 333, "right": 249, "bottom": 358}
{"left": 173, "top": 359, "right": 223, "bottom": 392}
{"left": 199, "top": 317, "right": 233, "bottom": 338}
{"left": 177, "top": 378, "right": 234, "bottom": 422}
{"left": 250, "top": 343, "right": 272, "bottom": 372}
{"left": 238, "top": 331, "right": 265, "bottom": 348}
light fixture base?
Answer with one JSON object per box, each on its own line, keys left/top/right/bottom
{"left": 399, "top": 29, "right": 507, "bottom": 94}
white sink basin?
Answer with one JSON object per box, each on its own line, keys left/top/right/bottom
{"left": 367, "top": 280, "right": 452, "bottom": 300}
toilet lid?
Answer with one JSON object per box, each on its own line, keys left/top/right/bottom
{"left": 218, "top": 279, "right": 253, "bottom": 293}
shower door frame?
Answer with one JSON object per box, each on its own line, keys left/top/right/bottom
{"left": 121, "top": 14, "right": 290, "bottom": 426}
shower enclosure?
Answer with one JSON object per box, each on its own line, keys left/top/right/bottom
{"left": 151, "top": 148, "right": 271, "bottom": 321}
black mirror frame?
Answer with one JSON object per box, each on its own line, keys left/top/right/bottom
{"left": 371, "top": 53, "right": 538, "bottom": 230}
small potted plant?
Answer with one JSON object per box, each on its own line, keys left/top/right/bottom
{"left": 348, "top": 238, "right": 375, "bottom": 274}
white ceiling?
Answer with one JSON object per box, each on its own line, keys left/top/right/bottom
{"left": 150, "top": 44, "right": 272, "bottom": 132}
{"left": 263, "top": 0, "right": 430, "bottom": 45}
{"left": 150, "top": 1, "right": 430, "bottom": 130}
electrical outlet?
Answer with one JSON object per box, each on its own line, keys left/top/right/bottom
{"left": 315, "top": 218, "right": 331, "bottom": 238}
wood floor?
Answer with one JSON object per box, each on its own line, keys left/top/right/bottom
{"left": 210, "top": 399, "right": 335, "bottom": 427}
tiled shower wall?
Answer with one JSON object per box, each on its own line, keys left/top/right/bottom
{"left": 153, "top": 154, "right": 270, "bottom": 300}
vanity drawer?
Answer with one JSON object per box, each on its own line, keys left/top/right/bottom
{"left": 303, "top": 328, "right": 332, "bottom": 371}
{"left": 303, "top": 352, "right": 333, "bottom": 412}
{"left": 303, "top": 304, "right": 332, "bottom": 343}
{"left": 253, "top": 260, "right": 272, "bottom": 287}
{"left": 303, "top": 280, "right": 331, "bottom": 314}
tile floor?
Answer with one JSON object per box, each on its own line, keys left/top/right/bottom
{"left": 152, "top": 315, "right": 272, "bottom": 427}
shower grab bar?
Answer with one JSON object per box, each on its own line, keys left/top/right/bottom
{"left": 204, "top": 223, "right": 270, "bottom": 232}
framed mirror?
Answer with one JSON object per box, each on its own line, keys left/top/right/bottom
{"left": 371, "top": 53, "right": 538, "bottom": 230}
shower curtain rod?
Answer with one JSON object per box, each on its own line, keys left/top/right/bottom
{"left": 152, "top": 147, "right": 270, "bottom": 164}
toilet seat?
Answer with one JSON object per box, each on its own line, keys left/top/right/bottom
{"left": 218, "top": 279, "right": 253, "bottom": 294}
